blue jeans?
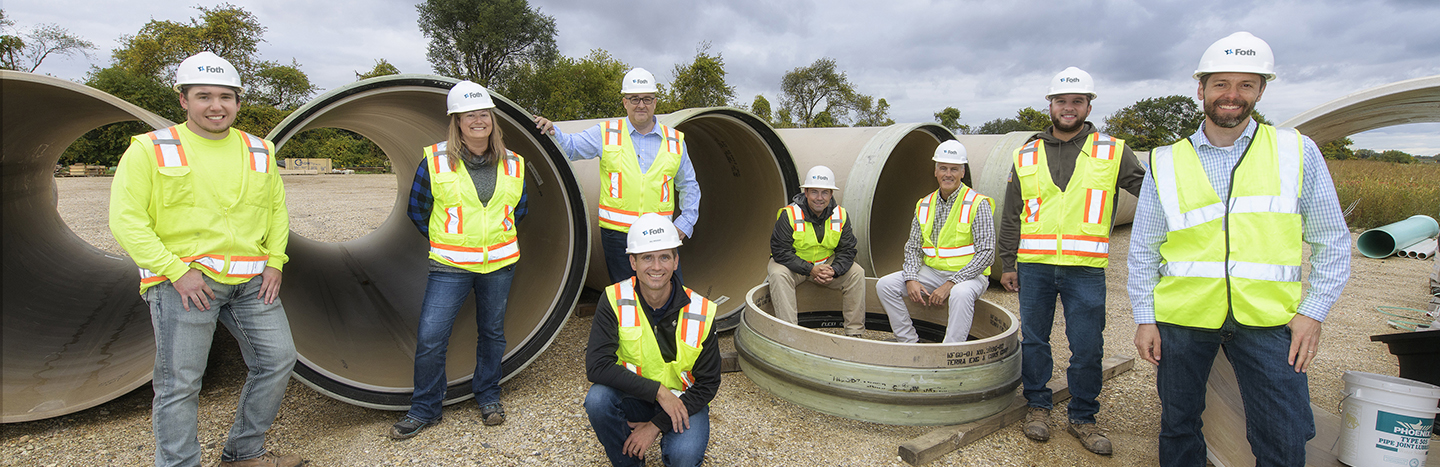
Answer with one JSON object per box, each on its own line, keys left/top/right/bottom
{"left": 601, "top": 228, "right": 681, "bottom": 285}
{"left": 584, "top": 384, "right": 710, "bottom": 467}
{"left": 146, "top": 274, "right": 297, "bottom": 467}
{"left": 1156, "top": 319, "right": 1312, "bottom": 467}
{"left": 407, "top": 265, "right": 515, "bottom": 422}
{"left": 1017, "top": 263, "right": 1106, "bottom": 424}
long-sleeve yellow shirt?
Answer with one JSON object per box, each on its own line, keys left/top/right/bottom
{"left": 108, "top": 124, "right": 289, "bottom": 293}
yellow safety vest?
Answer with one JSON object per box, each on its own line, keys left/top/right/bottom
{"left": 917, "top": 186, "right": 992, "bottom": 274}
{"left": 1150, "top": 125, "right": 1305, "bottom": 329}
{"left": 777, "top": 204, "right": 847, "bottom": 264}
{"left": 597, "top": 118, "right": 683, "bottom": 232}
{"left": 606, "top": 278, "right": 717, "bottom": 392}
{"left": 118, "top": 125, "right": 285, "bottom": 292}
{"left": 1014, "top": 132, "right": 1125, "bottom": 267}
{"left": 424, "top": 142, "right": 525, "bottom": 273}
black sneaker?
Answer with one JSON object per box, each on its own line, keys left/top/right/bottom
{"left": 480, "top": 402, "right": 506, "bottom": 426}
{"left": 388, "top": 415, "right": 439, "bottom": 439}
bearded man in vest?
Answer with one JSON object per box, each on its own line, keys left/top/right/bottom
{"left": 996, "top": 67, "right": 1146, "bottom": 455}
{"left": 583, "top": 213, "right": 720, "bottom": 467}
{"left": 877, "top": 141, "right": 994, "bottom": 344}
{"left": 1129, "top": 32, "right": 1350, "bottom": 466}
{"left": 109, "top": 52, "right": 301, "bottom": 467}
{"left": 766, "top": 165, "right": 866, "bottom": 334}
{"left": 533, "top": 68, "right": 700, "bottom": 284}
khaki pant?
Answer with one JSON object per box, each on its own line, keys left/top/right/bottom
{"left": 765, "top": 258, "right": 867, "bottom": 334}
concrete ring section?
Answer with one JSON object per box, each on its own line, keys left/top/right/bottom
{"left": 1280, "top": 74, "right": 1440, "bottom": 145}
{"left": 553, "top": 108, "right": 797, "bottom": 330}
{"left": 266, "top": 74, "right": 588, "bottom": 410}
{"left": 2, "top": 71, "right": 175, "bottom": 422}
{"left": 737, "top": 280, "right": 1021, "bottom": 426}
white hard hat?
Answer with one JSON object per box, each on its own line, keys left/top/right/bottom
{"left": 173, "top": 51, "right": 243, "bottom": 93}
{"left": 1194, "top": 31, "right": 1276, "bottom": 81}
{"left": 621, "top": 68, "right": 658, "bottom": 94}
{"left": 626, "top": 213, "right": 683, "bottom": 254}
{"left": 447, "top": 81, "right": 497, "bottom": 114}
{"left": 932, "top": 140, "right": 968, "bottom": 164}
{"left": 1047, "top": 66, "right": 1097, "bottom": 100}
{"left": 799, "top": 166, "right": 839, "bottom": 190}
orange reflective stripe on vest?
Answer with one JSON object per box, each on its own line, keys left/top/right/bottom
{"left": 148, "top": 127, "right": 189, "bottom": 168}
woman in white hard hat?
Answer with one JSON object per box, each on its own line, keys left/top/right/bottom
{"left": 390, "top": 81, "right": 529, "bottom": 439}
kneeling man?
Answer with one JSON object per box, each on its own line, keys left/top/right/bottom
{"left": 584, "top": 213, "right": 720, "bottom": 467}
{"left": 877, "top": 141, "right": 994, "bottom": 343}
{"left": 767, "top": 165, "right": 865, "bottom": 334}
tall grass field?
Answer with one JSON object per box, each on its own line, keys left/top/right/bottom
{"left": 1328, "top": 160, "right": 1440, "bottom": 230}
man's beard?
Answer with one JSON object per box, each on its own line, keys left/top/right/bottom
{"left": 1050, "top": 113, "right": 1085, "bottom": 134}
{"left": 1205, "top": 97, "right": 1254, "bottom": 129}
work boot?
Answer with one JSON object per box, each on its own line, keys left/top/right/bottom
{"left": 480, "top": 402, "right": 506, "bottom": 426}
{"left": 1068, "top": 422, "right": 1113, "bottom": 455}
{"left": 388, "top": 414, "right": 440, "bottom": 440}
{"left": 1023, "top": 407, "right": 1051, "bottom": 441}
{"left": 215, "top": 451, "right": 302, "bottom": 467}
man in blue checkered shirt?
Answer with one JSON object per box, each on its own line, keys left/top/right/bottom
{"left": 1128, "top": 32, "right": 1350, "bottom": 466}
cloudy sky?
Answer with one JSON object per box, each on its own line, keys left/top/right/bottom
{"left": 8, "top": 0, "right": 1439, "bottom": 154}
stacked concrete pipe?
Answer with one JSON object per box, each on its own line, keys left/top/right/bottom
{"left": 2, "top": 71, "right": 174, "bottom": 423}
{"left": 551, "top": 109, "right": 798, "bottom": 329}
{"left": 265, "top": 75, "right": 588, "bottom": 409}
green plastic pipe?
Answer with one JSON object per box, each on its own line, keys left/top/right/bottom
{"left": 1356, "top": 214, "right": 1439, "bottom": 258}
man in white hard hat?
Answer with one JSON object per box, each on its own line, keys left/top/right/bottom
{"left": 1129, "top": 32, "right": 1350, "bottom": 466}
{"left": 532, "top": 68, "right": 701, "bottom": 284}
{"left": 996, "top": 66, "right": 1145, "bottom": 455}
{"left": 876, "top": 141, "right": 994, "bottom": 344}
{"left": 766, "top": 165, "right": 866, "bottom": 334}
{"left": 583, "top": 213, "right": 719, "bottom": 467}
{"left": 110, "top": 51, "right": 301, "bottom": 467}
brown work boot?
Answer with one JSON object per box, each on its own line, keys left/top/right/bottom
{"left": 1023, "top": 407, "right": 1051, "bottom": 441}
{"left": 1068, "top": 423, "right": 1113, "bottom": 455}
{"left": 215, "top": 451, "right": 302, "bottom": 467}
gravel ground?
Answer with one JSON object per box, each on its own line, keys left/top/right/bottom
{"left": 4, "top": 174, "right": 1433, "bottom": 466}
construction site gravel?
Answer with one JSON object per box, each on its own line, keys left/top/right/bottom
{"left": 3, "top": 174, "right": 1432, "bottom": 466}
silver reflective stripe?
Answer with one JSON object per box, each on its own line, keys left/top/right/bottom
{"left": 1229, "top": 195, "right": 1297, "bottom": 215}
{"left": 1229, "top": 261, "right": 1301, "bottom": 282}
{"left": 1275, "top": 128, "right": 1301, "bottom": 201}
{"left": 616, "top": 299, "right": 637, "bottom": 307}
{"left": 684, "top": 312, "right": 707, "bottom": 322}
{"left": 1158, "top": 261, "right": 1226, "bottom": 278}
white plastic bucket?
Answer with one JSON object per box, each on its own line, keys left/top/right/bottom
{"left": 1337, "top": 371, "right": 1440, "bottom": 467}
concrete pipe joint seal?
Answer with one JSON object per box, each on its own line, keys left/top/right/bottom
{"left": 3, "top": 71, "right": 176, "bottom": 423}
{"left": 266, "top": 74, "right": 589, "bottom": 410}
{"left": 552, "top": 108, "right": 798, "bottom": 332}
{"left": 737, "top": 279, "right": 1021, "bottom": 426}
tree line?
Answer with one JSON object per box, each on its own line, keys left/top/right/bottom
{"left": 2, "top": 1, "right": 1423, "bottom": 167}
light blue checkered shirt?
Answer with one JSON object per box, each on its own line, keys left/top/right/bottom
{"left": 1127, "top": 119, "right": 1351, "bottom": 324}
{"left": 554, "top": 119, "right": 701, "bottom": 237}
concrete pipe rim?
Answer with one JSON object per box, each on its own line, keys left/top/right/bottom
{"left": 266, "top": 74, "right": 588, "bottom": 410}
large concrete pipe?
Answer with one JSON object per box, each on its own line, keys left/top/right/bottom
{"left": 1280, "top": 75, "right": 1440, "bottom": 145}
{"left": 266, "top": 74, "right": 587, "bottom": 409}
{"left": 738, "top": 279, "right": 1021, "bottom": 426}
{"left": 2, "top": 71, "right": 173, "bottom": 422}
{"left": 552, "top": 109, "right": 797, "bottom": 322}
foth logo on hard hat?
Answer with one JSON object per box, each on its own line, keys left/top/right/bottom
{"left": 1059, "top": 77, "right": 1080, "bottom": 83}
{"left": 1224, "top": 48, "right": 1257, "bottom": 56}
{"left": 464, "top": 92, "right": 485, "bottom": 99}
{"left": 813, "top": 175, "right": 829, "bottom": 181}
{"left": 643, "top": 227, "right": 664, "bottom": 235}
{"left": 201, "top": 65, "right": 226, "bottom": 73}
{"left": 632, "top": 78, "right": 650, "bottom": 84}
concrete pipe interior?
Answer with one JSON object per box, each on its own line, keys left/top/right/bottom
{"left": 737, "top": 279, "right": 1021, "bottom": 425}
{"left": 2, "top": 71, "right": 174, "bottom": 422}
{"left": 553, "top": 108, "right": 796, "bottom": 317}
{"left": 267, "top": 75, "right": 587, "bottom": 409}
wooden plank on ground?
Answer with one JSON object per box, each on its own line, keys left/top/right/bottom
{"left": 720, "top": 351, "right": 740, "bottom": 373}
{"left": 898, "top": 356, "right": 1135, "bottom": 465}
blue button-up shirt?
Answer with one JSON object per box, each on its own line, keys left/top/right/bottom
{"left": 1128, "top": 119, "right": 1350, "bottom": 324}
{"left": 553, "top": 118, "right": 701, "bottom": 237}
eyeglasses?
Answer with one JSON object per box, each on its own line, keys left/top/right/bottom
{"left": 625, "top": 96, "right": 656, "bottom": 105}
